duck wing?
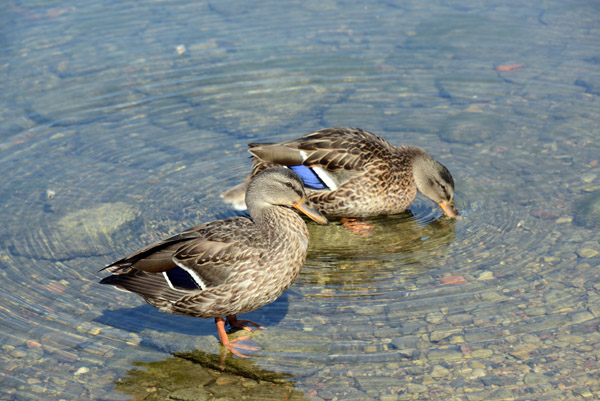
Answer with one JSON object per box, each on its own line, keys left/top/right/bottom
{"left": 248, "top": 127, "right": 391, "bottom": 190}
{"left": 100, "top": 218, "right": 260, "bottom": 302}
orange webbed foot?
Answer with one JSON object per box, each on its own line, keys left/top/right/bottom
{"left": 223, "top": 336, "right": 260, "bottom": 358}
{"left": 215, "top": 316, "right": 261, "bottom": 358}
{"left": 340, "top": 217, "right": 374, "bottom": 237}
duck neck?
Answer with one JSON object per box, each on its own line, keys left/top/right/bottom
{"left": 410, "top": 150, "right": 437, "bottom": 189}
{"left": 252, "top": 206, "right": 308, "bottom": 246}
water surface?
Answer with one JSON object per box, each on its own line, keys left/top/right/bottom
{"left": 1, "top": 0, "right": 600, "bottom": 400}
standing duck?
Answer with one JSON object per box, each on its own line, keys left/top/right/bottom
{"left": 222, "top": 127, "right": 458, "bottom": 218}
{"left": 100, "top": 167, "right": 328, "bottom": 357}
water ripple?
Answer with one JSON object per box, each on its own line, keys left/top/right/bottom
{"left": 2, "top": 0, "right": 600, "bottom": 399}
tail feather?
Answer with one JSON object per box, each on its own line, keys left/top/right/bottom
{"left": 220, "top": 179, "right": 249, "bottom": 211}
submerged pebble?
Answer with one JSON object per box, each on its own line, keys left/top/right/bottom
{"left": 576, "top": 248, "right": 599, "bottom": 258}
{"left": 430, "top": 365, "right": 450, "bottom": 378}
{"left": 574, "top": 190, "right": 600, "bottom": 229}
{"left": 74, "top": 367, "right": 90, "bottom": 376}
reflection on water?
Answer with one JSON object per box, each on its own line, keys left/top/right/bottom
{"left": 302, "top": 211, "right": 456, "bottom": 287}
{"left": 1, "top": 0, "right": 600, "bottom": 400}
{"left": 115, "top": 349, "right": 308, "bottom": 401}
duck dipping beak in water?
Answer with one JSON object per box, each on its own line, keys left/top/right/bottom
{"left": 221, "top": 127, "right": 459, "bottom": 220}
{"left": 438, "top": 199, "right": 460, "bottom": 219}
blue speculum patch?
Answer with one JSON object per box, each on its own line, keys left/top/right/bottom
{"left": 289, "top": 165, "right": 328, "bottom": 190}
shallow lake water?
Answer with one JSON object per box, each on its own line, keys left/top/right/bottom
{"left": 2, "top": 0, "right": 600, "bottom": 400}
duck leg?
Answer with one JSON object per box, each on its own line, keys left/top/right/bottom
{"left": 215, "top": 317, "right": 259, "bottom": 358}
{"left": 226, "top": 314, "right": 265, "bottom": 331}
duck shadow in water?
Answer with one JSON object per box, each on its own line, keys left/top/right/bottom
{"left": 94, "top": 291, "right": 291, "bottom": 350}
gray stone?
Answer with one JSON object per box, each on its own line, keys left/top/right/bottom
{"left": 480, "top": 375, "right": 514, "bottom": 387}
{"left": 464, "top": 328, "right": 498, "bottom": 343}
{"left": 556, "top": 334, "right": 584, "bottom": 344}
{"left": 571, "top": 311, "right": 595, "bottom": 324}
{"left": 428, "top": 347, "right": 464, "bottom": 362}
{"left": 431, "top": 365, "right": 450, "bottom": 378}
{"left": 430, "top": 328, "right": 462, "bottom": 342}
{"left": 407, "top": 383, "right": 427, "bottom": 393}
{"left": 577, "top": 248, "right": 599, "bottom": 258}
{"left": 509, "top": 343, "right": 538, "bottom": 360}
{"left": 471, "top": 349, "right": 493, "bottom": 358}
{"left": 574, "top": 190, "right": 600, "bottom": 229}
{"left": 524, "top": 373, "right": 550, "bottom": 386}
{"left": 426, "top": 312, "right": 444, "bottom": 324}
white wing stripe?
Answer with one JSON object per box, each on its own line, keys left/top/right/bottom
{"left": 312, "top": 166, "right": 337, "bottom": 190}
{"left": 173, "top": 260, "right": 208, "bottom": 291}
{"left": 162, "top": 271, "right": 176, "bottom": 290}
{"left": 298, "top": 150, "right": 338, "bottom": 190}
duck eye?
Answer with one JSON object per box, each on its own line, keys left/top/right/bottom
{"left": 285, "top": 182, "right": 294, "bottom": 189}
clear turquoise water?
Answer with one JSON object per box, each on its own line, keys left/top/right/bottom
{"left": 1, "top": 0, "right": 600, "bottom": 399}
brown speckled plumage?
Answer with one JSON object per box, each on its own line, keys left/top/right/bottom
{"left": 100, "top": 167, "right": 328, "bottom": 357}
{"left": 222, "top": 127, "right": 458, "bottom": 218}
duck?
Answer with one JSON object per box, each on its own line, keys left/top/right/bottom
{"left": 221, "top": 127, "right": 458, "bottom": 218}
{"left": 100, "top": 167, "right": 328, "bottom": 357}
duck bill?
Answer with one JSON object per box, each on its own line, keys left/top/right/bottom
{"left": 438, "top": 200, "right": 460, "bottom": 219}
{"left": 293, "top": 197, "right": 329, "bottom": 225}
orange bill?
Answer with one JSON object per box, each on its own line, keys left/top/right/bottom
{"left": 293, "top": 197, "right": 329, "bottom": 225}
{"left": 438, "top": 200, "right": 460, "bottom": 219}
